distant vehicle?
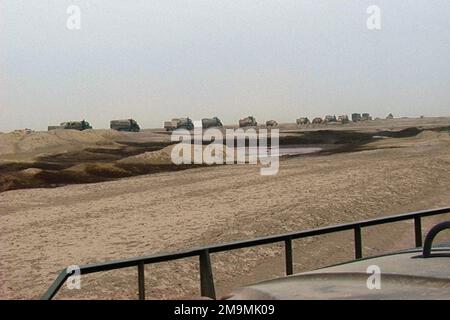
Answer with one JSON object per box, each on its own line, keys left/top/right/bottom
{"left": 296, "top": 117, "right": 310, "bottom": 125}
{"left": 164, "top": 118, "right": 194, "bottom": 131}
{"left": 239, "top": 116, "right": 257, "bottom": 127}
{"left": 265, "top": 120, "right": 278, "bottom": 127}
{"left": 386, "top": 113, "right": 394, "bottom": 120}
{"left": 324, "top": 115, "right": 337, "bottom": 123}
{"left": 48, "top": 120, "right": 92, "bottom": 131}
{"left": 14, "top": 128, "right": 33, "bottom": 134}
{"left": 312, "top": 117, "right": 323, "bottom": 124}
{"left": 352, "top": 113, "right": 362, "bottom": 122}
{"left": 362, "top": 113, "right": 372, "bottom": 121}
{"left": 338, "top": 115, "right": 350, "bottom": 124}
{"left": 202, "top": 117, "right": 223, "bottom": 129}
{"left": 164, "top": 120, "right": 178, "bottom": 131}
{"left": 110, "top": 119, "right": 140, "bottom": 132}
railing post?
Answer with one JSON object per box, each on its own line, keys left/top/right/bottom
{"left": 138, "top": 262, "right": 145, "bottom": 300}
{"left": 285, "top": 238, "right": 293, "bottom": 275}
{"left": 414, "top": 216, "right": 422, "bottom": 248}
{"left": 199, "top": 249, "right": 216, "bottom": 299}
{"left": 354, "top": 226, "right": 362, "bottom": 259}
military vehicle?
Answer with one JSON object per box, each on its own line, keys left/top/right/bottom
{"left": 324, "top": 115, "right": 337, "bottom": 123}
{"left": 338, "top": 115, "right": 350, "bottom": 124}
{"left": 164, "top": 118, "right": 194, "bottom": 131}
{"left": 239, "top": 116, "right": 257, "bottom": 127}
{"left": 352, "top": 113, "right": 362, "bottom": 122}
{"left": 164, "top": 120, "right": 178, "bottom": 131}
{"left": 48, "top": 120, "right": 92, "bottom": 131}
{"left": 296, "top": 117, "right": 310, "bottom": 125}
{"left": 362, "top": 113, "right": 372, "bottom": 121}
{"left": 202, "top": 117, "right": 223, "bottom": 129}
{"left": 312, "top": 117, "right": 323, "bottom": 124}
{"left": 110, "top": 119, "right": 140, "bottom": 132}
{"left": 265, "top": 120, "right": 278, "bottom": 127}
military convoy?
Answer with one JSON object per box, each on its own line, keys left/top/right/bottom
{"left": 296, "top": 113, "right": 374, "bottom": 126}
{"left": 48, "top": 118, "right": 140, "bottom": 132}
{"left": 110, "top": 119, "right": 140, "bottom": 132}
{"left": 48, "top": 120, "right": 92, "bottom": 131}
{"left": 47, "top": 112, "right": 379, "bottom": 133}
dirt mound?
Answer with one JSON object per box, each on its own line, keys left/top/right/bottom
{"left": 119, "top": 144, "right": 233, "bottom": 165}
{"left": 0, "top": 129, "right": 123, "bottom": 156}
{"left": 0, "top": 130, "right": 32, "bottom": 154}
{"left": 63, "top": 163, "right": 130, "bottom": 179}
{"left": 415, "top": 130, "right": 447, "bottom": 140}
{"left": 119, "top": 145, "right": 175, "bottom": 165}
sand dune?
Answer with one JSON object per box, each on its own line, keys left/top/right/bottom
{"left": 0, "top": 129, "right": 123, "bottom": 158}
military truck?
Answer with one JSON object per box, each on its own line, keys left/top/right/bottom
{"left": 312, "top": 117, "right": 323, "bottom": 124}
{"left": 239, "top": 116, "right": 257, "bottom": 127}
{"left": 110, "top": 119, "right": 140, "bottom": 132}
{"left": 338, "top": 115, "right": 350, "bottom": 124}
{"left": 164, "top": 120, "right": 178, "bottom": 131}
{"left": 48, "top": 120, "right": 92, "bottom": 131}
{"left": 352, "top": 113, "right": 362, "bottom": 122}
{"left": 265, "top": 120, "right": 278, "bottom": 127}
{"left": 296, "top": 117, "right": 310, "bottom": 125}
{"left": 164, "top": 118, "right": 194, "bottom": 131}
{"left": 362, "top": 113, "right": 372, "bottom": 121}
{"left": 202, "top": 117, "right": 223, "bottom": 129}
{"left": 324, "top": 115, "right": 337, "bottom": 123}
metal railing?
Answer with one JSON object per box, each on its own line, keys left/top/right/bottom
{"left": 42, "top": 206, "right": 450, "bottom": 300}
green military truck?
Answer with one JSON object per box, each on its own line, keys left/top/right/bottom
{"left": 164, "top": 117, "right": 194, "bottom": 131}
{"left": 202, "top": 117, "right": 223, "bottom": 129}
{"left": 48, "top": 120, "right": 92, "bottom": 131}
{"left": 110, "top": 119, "right": 140, "bottom": 132}
{"left": 239, "top": 116, "right": 257, "bottom": 127}
{"left": 352, "top": 113, "right": 362, "bottom": 122}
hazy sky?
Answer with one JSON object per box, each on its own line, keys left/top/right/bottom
{"left": 1, "top": 0, "right": 449, "bottom": 131}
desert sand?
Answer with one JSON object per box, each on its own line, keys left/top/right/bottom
{"left": 1, "top": 118, "right": 450, "bottom": 299}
